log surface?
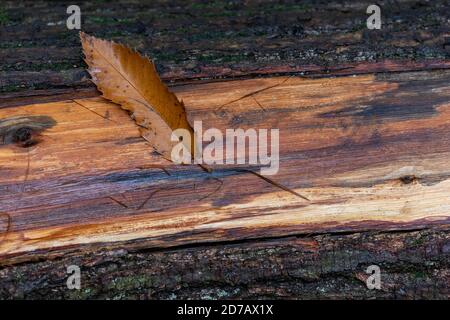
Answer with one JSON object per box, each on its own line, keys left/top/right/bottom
{"left": 0, "top": 69, "right": 449, "bottom": 265}
{"left": 1, "top": 0, "right": 449, "bottom": 300}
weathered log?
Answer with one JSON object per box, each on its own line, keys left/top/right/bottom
{"left": 1, "top": 0, "right": 449, "bottom": 300}
{"left": 0, "top": 69, "right": 449, "bottom": 266}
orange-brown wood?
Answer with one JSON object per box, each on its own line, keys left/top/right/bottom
{"left": 0, "top": 70, "right": 449, "bottom": 264}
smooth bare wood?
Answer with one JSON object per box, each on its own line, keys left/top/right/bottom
{"left": 0, "top": 70, "right": 449, "bottom": 264}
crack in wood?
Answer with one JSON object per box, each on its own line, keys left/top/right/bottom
{"left": 72, "top": 99, "right": 116, "bottom": 123}
{"left": 216, "top": 76, "right": 292, "bottom": 111}
{"left": 137, "top": 188, "right": 164, "bottom": 210}
{"left": 137, "top": 165, "right": 171, "bottom": 176}
{"left": 252, "top": 96, "right": 266, "bottom": 111}
{"left": 232, "top": 168, "right": 310, "bottom": 201}
{"left": 108, "top": 196, "right": 129, "bottom": 209}
{"left": 198, "top": 177, "right": 224, "bottom": 201}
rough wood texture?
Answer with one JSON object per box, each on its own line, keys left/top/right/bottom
{"left": 1, "top": 0, "right": 449, "bottom": 93}
{"left": 1, "top": 0, "right": 449, "bottom": 300}
{"left": 1, "top": 228, "right": 449, "bottom": 299}
{"left": 0, "top": 69, "right": 449, "bottom": 266}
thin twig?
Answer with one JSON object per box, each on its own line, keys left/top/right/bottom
{"left": 252, "top": 96, "right": 266, "bottom": 111}
{"left": 198, "top": 163, "right": 212, "bottom": 173}
{"left": 137, "top": 189, "right": 163, "bottom": 210}
{"left": 216, "top": 76, "right": 293, "bottom": 111}
{"left": 234, "top": 169, "right": 310, "bottom": 201}
{"left": 198, "top": 177, "right": 224, "bottom": 201}
{"left": 161, "top": 168, "right": 171, "bottom": 176}
{"left": 72, "top": 99, "right": 117, "bottom": 123}
{"left": 108, "top": 196, "right": 129, "bottom": 208}
{"left": 137, "top": 165, "right": 171, "bottom": 176}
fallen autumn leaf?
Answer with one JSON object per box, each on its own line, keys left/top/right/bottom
{"left": 80, "top": 32, "right": 195, "bottom": 161}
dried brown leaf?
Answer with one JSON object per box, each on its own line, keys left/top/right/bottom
{"left": 80, "top": 32, "right": 194, "bottom": 161}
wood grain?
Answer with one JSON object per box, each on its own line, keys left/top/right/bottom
{"left": 0, "top": 70, "right": 449, "bottom": 264}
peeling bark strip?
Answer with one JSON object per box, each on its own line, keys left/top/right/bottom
{"left": 0, "top": 69, "right": 449, "bottom": 264}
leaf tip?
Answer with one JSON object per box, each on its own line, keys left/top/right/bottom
{"left": 79, "top": 31, "right": 87, "bottom": 41}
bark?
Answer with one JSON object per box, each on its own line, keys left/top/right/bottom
{"left": 1, "top": 0, "right": 449, "bottom": 92}
{"left": 1, "top": 228, "right": 449, "bottom": 299}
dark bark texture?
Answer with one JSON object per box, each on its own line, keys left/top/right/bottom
{"left": 1, "top": 228, "right": 449, "bottom": 299}
{"left": 1, "top": 0, "right": 449, "bottom": 92}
